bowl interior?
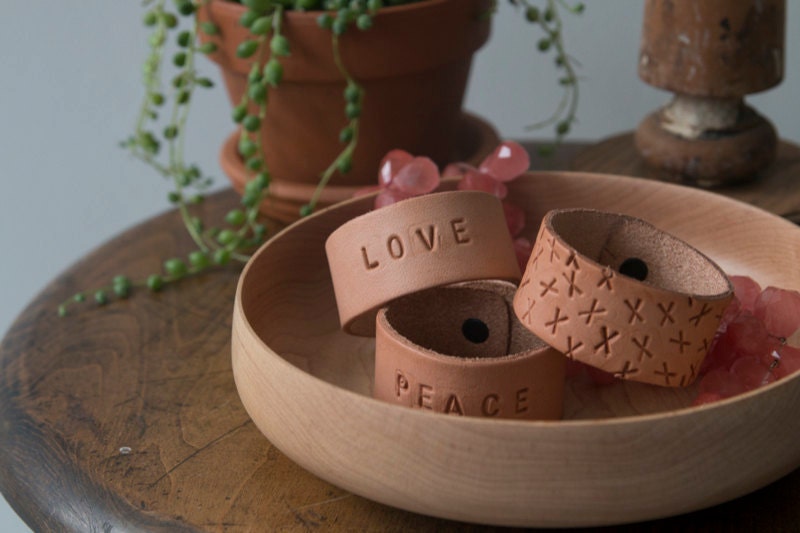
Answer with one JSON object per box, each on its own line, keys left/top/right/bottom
{"left": 239, "top": 172, "right": 800, "bottom": 420}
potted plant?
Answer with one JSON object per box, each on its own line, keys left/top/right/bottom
{"left": 200, "top": 0, "right": 494, "bottom": 222}
{"left": 61, "top": 0, "right": 582, "bottom": 314}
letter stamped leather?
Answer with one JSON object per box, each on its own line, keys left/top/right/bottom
{"left": 326, "top": 191, "right": 521, "bottom": 336}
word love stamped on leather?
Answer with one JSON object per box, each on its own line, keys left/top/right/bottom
{"left": 358, "top": 217, "right": 472, "bottom": 271}
{"left": 326, "top": 191, "right": 520, "bottom": 336}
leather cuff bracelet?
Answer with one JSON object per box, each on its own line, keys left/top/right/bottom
{"left": 512, "top": 209, "right": 733, "bottom": 387}
{"left": 326, "top": 191, "right": 521, "bottom": 336}
{"left": 375, "top": 281, "right": 565, "bottom": 420}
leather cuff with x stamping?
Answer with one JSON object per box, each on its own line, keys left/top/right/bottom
{"left": 513, "top": 209, "right": 733, "bottom": 387}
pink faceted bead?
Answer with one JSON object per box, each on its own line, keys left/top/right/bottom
{"left": 379, "top": 149, "right": 414, "bottom": 187}
{"left": 697, "top": 368, "right": 746, "bottom": 399}
{"left": 754, "top": 286, "right": 800, "bottom": 338}
{"left": 717, "top": 296, "right": 741, "bottom": 333}
{"left": 692, "top": 391, "right": 724, "bottom": 406}
{"left": 722, "top": 311, "right": 777, "bottom": 361}
{"left": 698, "top": 334, "right": 722, "bottom": 376}
{"left": 774, "top": 345, "right": 800, "bottom": 379}
{"left": 457, "top": 170, "right": 508, "bottom": 199}
{"left": 513, "top": 237, "right": 532, "bottom": 272}
{"left": 730, "top": 356, "right": 776, "bottom": 391}
{"left": 503, "top": 201, "right": 526, "bottom": 237}
{"left": 730, "top": 275, "right": 762, "bottom": 311}
{"left": 478, "top": 140, "right": 530, "bottom": 182}
{"left": 374, "top": 188, "right": 412, "bottom": 209}
{"left": 441, "top": 162, "right": 474, "bottom": 180}
{"left": 389, "top": 156, "right": 440, "bottom": 195}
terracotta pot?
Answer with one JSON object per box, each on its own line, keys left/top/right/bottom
{"left": 199, "top": 0, "right": 492, "bottom": 219}
{"left": 220, "top": 112, "right": 500, "bottom": 223}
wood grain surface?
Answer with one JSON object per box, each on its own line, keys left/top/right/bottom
{"left": 1, "top": 141, "right": 799, "bottom": 531}
{"left": 572, "top": 133, "right": 800, "bottom": 223}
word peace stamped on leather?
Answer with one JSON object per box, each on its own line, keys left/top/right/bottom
{"left": 390, "top": 370, "right": 543, "bottom": 419}
{"left": 374, "top": 281, "right": 565, "bottom": 420}
{"left": 326, "top": 191, "right": 521, "bottom": 336}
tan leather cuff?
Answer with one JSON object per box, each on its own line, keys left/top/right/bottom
{"left": 326, "top": 191, "right": 521, "bottom": 336}
{"left": 513, "top": 209, "right": 733, "bottom": 387}
{"left": 375, "top": 281, "right": 565, "bottom": 420}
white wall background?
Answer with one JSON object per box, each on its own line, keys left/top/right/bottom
{"left": 0, "top": 2, "right": 797, "bottom": 530}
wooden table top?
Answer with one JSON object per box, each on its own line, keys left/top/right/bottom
{"left": 1, "top": 137, "right": 799, "bottom": 532}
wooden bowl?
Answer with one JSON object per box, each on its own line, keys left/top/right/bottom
{"left": 232, "top": 172, "right": 800, "bottom": 528}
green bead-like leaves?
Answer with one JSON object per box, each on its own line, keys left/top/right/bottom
{"left": 94, "top": 290, "right": 108, "bottom": 305}
{"left": 250, "top": 16, "right": 273, "bottom": 35}
{"left": 200, "top": 21, "right": 219, "bottom": 35}
{"left": 236, "top": 40, "right": 260, "bottom": 59}
{"left": 164, "top": 258, "right": 188, "bottom": 278}
{"left": 113, "top": 275, "right": 132, "bottom": 298}
{"left": 238, "top": 137, "right": 258, "bottom": 158}
{"left": 242, "top": 115, "right": 261, "bottom": 132}
{"left": 537, "top": 38, "right": 551, "bottom": 52}
{"left": 189, "top": 250, "right": 210, "bottom": 269}
{"left": 213, "top": 249, "right": 231, "bottom": 266}
{"left": 344, "top": 83, "right": 361, "bottom": 103}
{"left": 147, "top": 274, "right": 164, "bottom": 292}
{"left": 176, "top": 1, "right": 195, "bottom": 16}
{"left": 143, "top": 11, "right": 158, "bottom": 26}
{"left": 270, "top": 35, "right": 290, "bottom": 57}
{"left": 332, "top": 18, "right": 347, "bottom": 35}
{"left": 177, "top": 31, "right": 192, "bottom": 48}
{"left": 339, "top": 126, "right": 354, "bottom": 143}
{"left": 317, "top": 13, "right": 333, "bottom": 29}
{"left": 242, "top": 0, "right": 271, "bottom": 13}
{"left": 173, "top": 52, "right": 187, "bottom": 67}
{"left": 225, "top": 209, "right": 247, "bottom": 226}
{"left": 231, "top": 104, "right": 247, "bottom": 124}
{"left": 198, "top": 42, "right": 218, "bottom": 54}
{"left": 263, "top": 59, "right": 283, "bottom": 86}
{"left": 248, "top": 82, "right": 267, "bottom": 103}
{"left": 356, "top": 13, "right": 372, "bottom": 30}
{"left": 345, "top": 102, "right": 361, "bottom": 119}
{"left": 337, "top": 154, "right": 353, "bottom": 174}
{"left": 217, "top": 229, "right": 237, "bottom": 246}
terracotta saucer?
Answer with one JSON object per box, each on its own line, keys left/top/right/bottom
{"left": 232, "top": 172, "right": 800, "bottom": 527}
{"left": 219, "top": 112, "right": 500, "bottom": 223}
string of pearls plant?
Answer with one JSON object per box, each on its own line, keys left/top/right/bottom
{"left": 59, "top": 0, "right": 583, "bottom": 316}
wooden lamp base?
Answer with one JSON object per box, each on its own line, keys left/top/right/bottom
{"left": 634, "top": 106, "right": 778, "bottom": 187}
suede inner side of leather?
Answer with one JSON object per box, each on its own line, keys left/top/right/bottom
{"left": 548, "top": 209, "right": 732, "bottom": 297}
{"left": 385, "top": 281, "right": 549, "bottom": 360}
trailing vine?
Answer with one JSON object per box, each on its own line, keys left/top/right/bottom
{"left": 59, "top": 0, "right": 583, "bottom": 315}
{"left": 515, "top": 0, "right": 584, "bottom": 155}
